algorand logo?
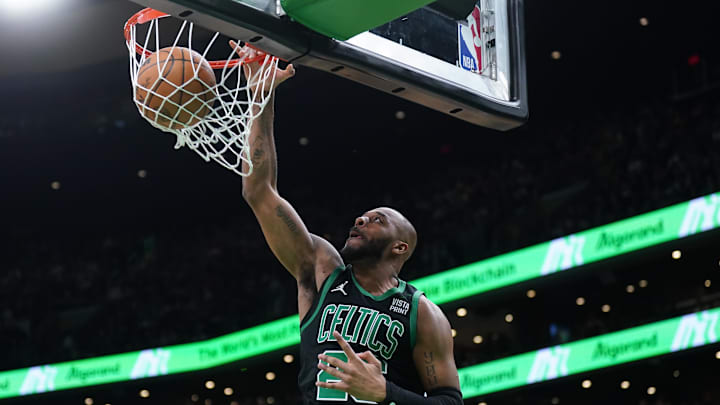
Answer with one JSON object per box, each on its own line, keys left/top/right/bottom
{"left": 670, "top": 311, "right": 718, "bottom": 352}
{"left": 130, "top": 348, "right": 171, "bottom": 379}
{"left": 678, "top": 194, "right": 720, "bottom": 237}
{"left": 527, "top": 346, "right": 571, "bottom": 383}
{"left": 541, "top": 235, "right": 585, "bottom": 275}
{"left": 20, "top": 365, "right": 57, "bottom": 395}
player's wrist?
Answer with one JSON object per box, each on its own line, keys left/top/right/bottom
{"left": 376, "top": 380, "right": 392, "bottom": 404}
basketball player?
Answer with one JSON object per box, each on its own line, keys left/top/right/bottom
{"left": 232, "top": 42, "right": 462, "bottom": 405}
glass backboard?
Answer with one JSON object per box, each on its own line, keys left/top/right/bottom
{"left": 128, "top": 0, "right": 527, "bottom": 130}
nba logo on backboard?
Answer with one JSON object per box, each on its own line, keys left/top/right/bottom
{"left": 458, "top": 6, "right": 483, "bottom": 74}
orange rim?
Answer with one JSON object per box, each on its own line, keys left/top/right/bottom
{"left": 124, "top": 8, "right": 274, "bottom": 69}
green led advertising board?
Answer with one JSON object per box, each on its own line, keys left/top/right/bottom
{"left": 414, "top": 192, "right": 720, "bottom": 304}
{"left": 3, "top": 308, "right": 719, "bottom": 399}
{"left": 1, "top": 192, "right": 719, "bottom": 399}
{"left": 459, "top": 308, "right": 720, "bottom": 397}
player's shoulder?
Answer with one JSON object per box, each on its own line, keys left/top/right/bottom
{"left": 309, "top": 234, "right": 344, "bottom": 289}
{"left": 415, "top": 295, "right": 452, "bottom": 348}
{"left": 417, "top": 295, "right": 447, "bottom": 321}
{"left": 417, "top": 295, "right": 451, "bottom": 331}
{"left": 310, "top": 234, "right": 343, "bottom": 268}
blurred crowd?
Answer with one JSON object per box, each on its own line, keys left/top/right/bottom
{"left": 1, "top": 81, "right": 719, "bottom": 374}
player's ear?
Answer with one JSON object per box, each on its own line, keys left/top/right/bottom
{"left": 392, "top": 241, "right": 409, "bottom": 255}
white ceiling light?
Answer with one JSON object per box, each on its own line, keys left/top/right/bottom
{"left": 0, "top": 0, "right": 62, "bottom": 15}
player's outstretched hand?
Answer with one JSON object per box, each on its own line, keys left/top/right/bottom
{"left": 316, "top": 331, "right": 387, "bottom": 403}
{"left": 229, "top": 40, "right": 295, "bottom": 96}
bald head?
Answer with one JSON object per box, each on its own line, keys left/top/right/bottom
{"left": 374, "top": 207, "right": 417, "bottom": 262}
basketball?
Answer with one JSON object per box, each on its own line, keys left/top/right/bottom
{"left": 134, "top": 47, "right": 217, "bottom": 130}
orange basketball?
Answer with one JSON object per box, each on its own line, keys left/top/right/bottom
{"left": 134, "top": 47, "right": 216, "bottom": 130}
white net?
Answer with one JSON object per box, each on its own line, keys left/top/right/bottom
{"left": 125, "top": 11, "right": 279, "bottom": 177}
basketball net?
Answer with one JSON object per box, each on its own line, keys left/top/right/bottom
{"left": 125, "top": 8, "right": 279, "bottom": 177}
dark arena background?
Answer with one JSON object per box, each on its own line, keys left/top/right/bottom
{"left": 2, "top": 0, "right": 720, "bottom": 405}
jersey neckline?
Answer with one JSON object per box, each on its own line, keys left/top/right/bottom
{"left": 348, "top": 266, "right": 407, "bottom": 301}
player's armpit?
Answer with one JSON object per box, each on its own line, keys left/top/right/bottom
{"left": 412, "top": 296, "right": 461, "bottom": 393}
{"left": 309, "top": 234, "right": 345, "bottom": 290}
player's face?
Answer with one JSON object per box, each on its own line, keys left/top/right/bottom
{"left": 340, "top": 210, "right": 394, "bottom": 263}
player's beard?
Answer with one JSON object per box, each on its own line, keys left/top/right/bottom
{"left": 340, "top": 235, "right": 391, "bottom": 264}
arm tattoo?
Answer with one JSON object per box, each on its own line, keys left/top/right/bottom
{"left": 251, "top": 141, "right": 266, "bottom": 169}
{"left": 424, "top": 351, "right": 439, "bottom": 387}
{"left": 276, "top": 205, "right": 299, "bottom": 234}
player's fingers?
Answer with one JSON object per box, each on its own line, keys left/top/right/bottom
{"left": 317, "top": 362, "right": 350, "bottom": 381}
{"left": 358, "top": 351, "right": 381, "bottom": 366}
{"left": 275, "top": 64, "right": 295, "bottom": 83}
{"left": 282, "top": 63, "right": 296, "bottom": 76}
{"left": 318, "top": 354, "right": 349, "bottom": 370}
{"left": 333, "top": 331, "right": 360, "bottom": 361}
{"left": 316, "top": 381, "right": 350, "bottom": 392}
{"left": 229, "top": 40, "right": 255, "bottom": 78}
{"left": 229, "top": 40, "right": 244, "bottom": 56}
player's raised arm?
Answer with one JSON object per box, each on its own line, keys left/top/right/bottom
{"left": 233, "top": 42, "right": 342, "bottom": 292}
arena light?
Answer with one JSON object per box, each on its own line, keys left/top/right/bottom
{"left": 639, "top": 17, "right": 649, "bottom": 26}
{"left": 581, "top": 379, "right": 592, "bottom": 389}
{"left": 139, "top": 389, "right": 150, "bottom": 398}
{"left": 223, "top": 387, "right": 233, "bottom": 396}
{"left": 688, "top": 54, "right": 701, "bottom": 67}
{"left": 472, "top": 335, "right": 483, "bottom": 344}
{"left": 639, "top": 279, "right": 648, "bottom": 288}
{"left": 191, "top": 394, "right": 199, "bottom": 402}
{"left": 620, "top": 380, "right": 630, "bottom": 389}
{"left": 84, "top": 398, "right": 93, "bottom": 405}
{"left": 265, "top": 371, "right": 276, "bottom": 381}
{"left": 715, "top": 350, "right": 720, "bottom": 360}
{"left": 0, "top": 0, "right": 62, "bottom": 15}
{"left": 456, "top": 307, "right": 468, "bottom": 317}
{"left": 551, "top": 51, "right": 562, "bottom": 60}
{"left": 205, "top": 380, "right": 215, "bottom": 389}
{"left": 551, "top": 397, "right": 559, "bottom": 404}
{"left": 625, "top": 284, "right": 635, "bottom": 293}
{"left": 51, "top": 181, "right": 61, "bottom": 190}
{"left": 451, "top": 329, "right": 457, "bottom": 337}
{"left": 526, "top": 289, "right": 536, "bottom": 298}
{"left": 672, "top": 250, "right": 682, "bottom": 259}
{"left": 395, "top": 110, "right": 406, "bottom": 120}
{"left": 477, "top": 402, "right": 487, "bottom": 405}
{"left": 673, "top": 369, "right": 680, "bottom": 378}
{"left": 576, "top": 297, "right": 586, "bottom": 306}
{"left": 705, "top": 279, "right": 712, "bottom": 288}
{"left": 137, "top": 169, "right": 147, "bottom": 178}
{"left": 283, "top": 354, "right": 294, "bottom": 363}
{"left": 504, "top": 314, "right": 514, "bottom": 323}
{"left": 647, "top": 386, "right": 656, "bottom": 395}
{"left": 601, "top": 304, "right": 611, "bottom": 313}
{"left": 267, "top": 397, "right": 276, "bottom": 404}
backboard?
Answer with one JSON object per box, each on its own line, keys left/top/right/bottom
{"left": 128, "top": 0, "right": 527, "bottom": 130}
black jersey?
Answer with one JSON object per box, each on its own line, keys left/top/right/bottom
{"left": 298, "top": 265, "right": 425, "bottom": 404}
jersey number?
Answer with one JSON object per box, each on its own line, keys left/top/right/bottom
{"left": 316, "top": 350, "right": 387, "bottom": 403}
